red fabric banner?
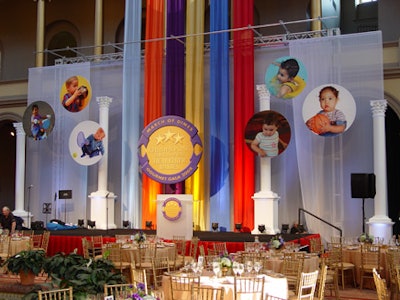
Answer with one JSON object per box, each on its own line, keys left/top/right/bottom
{"left": 233, "top": 0, "right": 255, "bottom": 231}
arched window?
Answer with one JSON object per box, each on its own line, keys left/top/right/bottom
{"left": 45, "top": 21, "right": 80, "bottom": 66}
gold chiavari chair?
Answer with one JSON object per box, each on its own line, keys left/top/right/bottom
{"left": 288, "top": 270, "right": 319, "bottom": 300}
{"left": 151, "top": 256, "right": 170, "bottom": 289}
{"left": 38, "top": 287, "right": 73, "bottom": 300}
{"left": 374, "top": 268, "right": 389, "bottom": 300}
{"left": 131, "top": 268, "right": 148, "bottom": 294}
{"left": 315, "top": 265, "right": 328, "bottom": 300}
{"left": 234, "top": 276, "right": 265, "bottom": 300}
{"left": 104, "top": 283, "right": 134, "bottom": 298}
{"left": 169, "top": 273, "right": 200, "bottom": 300}
{"left": 103, "top": 242, "right": 133, "bottom": 280}
{"left": 0, "top": 235, "right": 11, "bottom": 263}
{"left": 359, "top": 243, "right": 383, "bottom": 290}
{"left": 90, "top": 235, "right": 104, "bottom": 258}
{"left": 309, "top": 237, "right": 324, "bottom": 256}
{"left": 385, "top": 247, "right": 400, "bottom": 299}
{"left": 326, "top": 242, "right": 356, "bottom": 289}
{"left": 191, "top": 285, "right": 225, "bottom": 300}
{"left": 281, "top": 252, "right": 305, "bottom": 294}
{"left": 213, "top": 242, "right": 227, "bottom": 255}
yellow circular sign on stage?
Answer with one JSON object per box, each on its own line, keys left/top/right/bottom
{"left": 138, "top": 116, "right": 203, "bottom": 184}
{"left": 162, "top": 198, "right": 182, "bottom": 221}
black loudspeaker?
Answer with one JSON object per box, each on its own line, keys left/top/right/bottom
{"left": 351, "top": 173, "right": 376, "bottom": 198}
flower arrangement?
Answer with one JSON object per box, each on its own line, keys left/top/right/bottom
{"left": 269, "top": 235, "right": 285, "bottom": 249}
{"left": 133, "top": 231, "right": 146, "bottom": 244}
{"left": 358, "top": 233, "right": 374, "bottom": 243}
{"left": 219, "top": 252, "right": 233, "bottom": 268}
{"left": 124, "top": 283, "right": 158, "bottom": 299}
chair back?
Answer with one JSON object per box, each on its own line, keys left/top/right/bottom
{"left": 38, "top": 287, "right": 73, "bottom": 300}
{"left": 373, "top": 268, "right": 389, "bottom": 300}
{"left": 90, "top": 235, "right": 104, "bottom": 257}
{"left": 104, "top": 283, "right": 134, "bottom": 297}
{"left": 282, "top": 252, "right": 305, "bottom": 293}
{"left": 213, "top": 242, "right": 227, "bottom": 254}
{"left": 81, "top": 238, "right": 90, "bottom": 259}
{"left": 170, "top": 273, "right": 200, "bottom": 300}
{"left": 316, "top": 265, "right": 328, "bottom": 299}
{"left": 0, "top": 235, "right": 11, "bottom": 261}
{"left": 385, "top": 247, "right": 400, "bottom": 286}
{"left": 131, "top": 268, "right": 148, "bottom": 295}
{"left": 151, "top": 256, "right": 170, "bottom": 289}
{"left": 309, "top": 237, "right": 324, "bottom": 256}
{"left": 296, "top": 270, "right": 319, "bottom": 300}
{"left": 189, "top": 236, "right": 200, "bottom": 259}
{"left": 234, "top": 276, "right": 265, "bottom": 300}
{"left": 40, "top": 231, "right": 51, "bottom": 254}
{"left": 192, "top": 285, "right": 225, "bottom": 300}
{"left": 32, "top": 234, "right": 43, "bottom": 248}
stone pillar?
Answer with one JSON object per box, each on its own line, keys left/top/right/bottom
{"left": 252, "top": 85, "right": 280, "bottom": 234}
{"left": 94, "top": 0, "right": 103, "bottom": 56}
{"left": 89, "top": 96, "right": 116, "bottom": 229}
{"left": 368, "top": 100, "right": 393, "bottom": 243}
{"left": 35, "top": 0, "right": 45, "bottom": 67}
{"left": 12, "top": 123, "right": 30, "bottom": 227}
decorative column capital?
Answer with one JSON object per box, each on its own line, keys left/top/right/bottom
{"left": 370, "top": 100, "right": 387, "bottom": 117}
{"left": 13, "top": 122, "right": 25, "bottom": 136}
{"left": 96, "top": 96, "right": 113, "bottom": 109}
{"left": 256, "top": 84, "right": 270, "bottom": 101}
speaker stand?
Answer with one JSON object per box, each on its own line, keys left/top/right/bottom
{"left": 362, "top": 197, "right": 366, "bottom": 233}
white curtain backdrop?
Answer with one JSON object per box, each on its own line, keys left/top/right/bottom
{"left": 25, "top": 31, "right": 384, "bottom": 237}
{"left": 290, "top": 31, "right": 383, "bottom": 242}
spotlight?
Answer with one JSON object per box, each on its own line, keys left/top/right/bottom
{"left": 78, "top": 219, "right": 84, "bottom": 227}
{"left": 258, "top": 224, "right": 266, "bottom": 233}
{"left": 235, "top": 223, "right": 242, "bottom": 232}
{"left": 211, "top": 222, "right": 219, "bottom": 232}
{"left": 122, "top": 220, "right": 130, "bottom": 229}
{"left": 281, "top": 224, "right": 289, "bottom": 234}
{"left": 87, "top": 220, "right": 96, "bottom": 229}
{"left": 145, "top": 220, "right": 153, "bottom": 230}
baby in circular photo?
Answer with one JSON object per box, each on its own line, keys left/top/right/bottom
{"left": 23, "top": 101, "right": 55, "bottom": 141}
{"left": 69, "top": 121, "right": 105, "bottom": 166}
{"left": 303, "top": 84, "right": 356, "bottom": 137}
{"left": 245, "top": 110, "right": 290, "bottom": 158}
{"left": 59, "top": 75, "right": 91, "bottom": 112}
{"left": 265, "top": 56, "right": 307, "bottom": 99}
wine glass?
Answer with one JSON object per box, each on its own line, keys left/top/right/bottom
{"left": 254, "top": 261, "right": 262, "bottom": 274}
{"left": 212, "top": 261, "right": 221, "bottom": 278}
{"left": 232, "top": 261, "right": 239, "bottom": 276}
{"left": 237, "top": 263, "right": 245, "bottom": 276}
{"left": 245, "top": 260, "right": 253, "bottom": 274}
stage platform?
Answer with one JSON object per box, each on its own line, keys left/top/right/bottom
{"left": 42, "top": 228, "right": 319, "bottom": 257}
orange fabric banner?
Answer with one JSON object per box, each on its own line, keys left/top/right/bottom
{"left": 142, "top": 0, "right": 165, "bottom": 228}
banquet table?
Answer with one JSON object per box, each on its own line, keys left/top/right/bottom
{"left": 9, "top": 237, "right": 32, "bottom": 256}
{"left": 162, "top": 272, "right": 288, "bottom": 300}
{"left": 119, "top": 243, "right": 177, "bottom": 263}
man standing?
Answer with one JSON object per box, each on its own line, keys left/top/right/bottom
{"left": 0, "top": 206, "right": 16, "bottom": 234}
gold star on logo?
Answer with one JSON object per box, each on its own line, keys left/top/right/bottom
{"left": 164, "top": 130, "right": 175, "bottom": 141}
{"left": 174, "top": 133, "right": 184, "bottom": 144}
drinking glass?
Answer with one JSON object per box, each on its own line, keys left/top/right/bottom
{"left": 254, "top": 261, "right": 262, "bottom": 274}
{"left": 245, "top": 260, "right": 253, "bottom": 274}
{"left": 212, "top": 261, "right": 221, "bottom": 278}
{"left": 237, "top": 263, "right": 245, "bottom": 276}
{"left": 232, "top": 261, "right": 240, "bottom": 276}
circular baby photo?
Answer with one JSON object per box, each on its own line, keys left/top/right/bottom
{"left": 69, "top": 120, "right": 105, "bottom": 166}
{"left": 59, "top": 75, "right": 92, "bottom": 113}
{"left": 302, "top": 84, "right": 356, "bottom": 137}
{"left": 23, "top": 101, "right": 55, "bottom": 141}
{"left": 245, "top": 110, "right": 291, "bottom": 158}
{"left": 265, "top": 56, "right": 307, "bottom": 99}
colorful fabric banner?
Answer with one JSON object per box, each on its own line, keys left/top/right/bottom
{"left": 185, "top": 0, "right": 206, "bottom": 230}
{"left": 209, "top": 0, "right": 231, "bottom": 230}
{"left": 142, "top": 0, "right": 165, "bottom": 228}
{"left": 233, "top": 0, "right": 255, "bottom": 231}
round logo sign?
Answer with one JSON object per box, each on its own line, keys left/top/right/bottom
{"left": 138, "top": 116, "right": 203, "bottom": 184}
{"left": 162, "top": 198, "right": 182, "bottom": 221}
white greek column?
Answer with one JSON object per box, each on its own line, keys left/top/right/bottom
{"left": 13, "top": 123, "right": 30, "bottom": 226}
{"left": 89, "top": 96, "right": 116, "bottom": 229}
{"left": 252, "top": 85, "right": 280, "bottom": 234}
{"left": 368, "top": 100, "right": 393, "bottom": 242}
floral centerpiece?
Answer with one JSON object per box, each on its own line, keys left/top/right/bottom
{"left": 269, "top": 235, "right": 285, "bottom": 250}
{"left": 123, "top": 283, "right": 158, "bottom": 299}
{"left": 358, "top": 233, "right": 374, "bottom": 243}
{"left": 133, "top": 231, "right": 146, "bottom": 244}
{"left": 219, "top": 252, "right": 233, "bottom": 276}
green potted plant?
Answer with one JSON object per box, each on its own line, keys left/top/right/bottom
{"left": 3, "top": 249, "right": 46, "bottom": 285}
{"left": 42, "top": 251, "right": 126, "bottom": 299}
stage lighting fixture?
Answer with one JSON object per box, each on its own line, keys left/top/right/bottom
{"left": 145, "top": 220, "right": 153, "bottom": 230}
{"left": 258, "top": 224, "right": 266, "bottom": 233}
{"left": 87, "top": 220, "right": 96, "bottom": 229}
{"left": 281, "top": 224, "right": 289, "bottom": 234}
{"left": 122, "top": 220, "right": 130, "bottom": 229}
{"left": 211, "top": 222, "right": 219, "bottom": 232}
{"left": 78, "top": 219, "right": 84, "bottom": 227}
{"left": 235, "top": 223, "right": 242, "bottom": 232}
